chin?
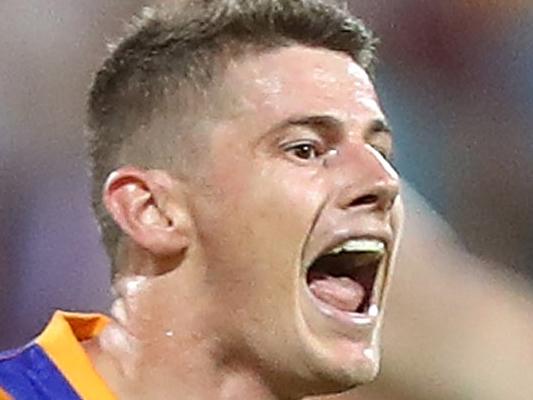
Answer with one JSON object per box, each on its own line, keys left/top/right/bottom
{"left": 329, "top": 356, "right": 379, "bottom": 390}
{"left": 291, "top": 291, "right": 384, "bottom": 396}
{"left": 298, "top": 364, "right": 380, "bottom": 397}
{"left": 290, "top": 322, "right": 382, "bottom": 397}
{"left": 314, "top": 344, "right": 380, "bottom": 394}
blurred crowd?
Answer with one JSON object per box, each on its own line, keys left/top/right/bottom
{"left": 1, "top": 1, "right": 532, "bottom": 399}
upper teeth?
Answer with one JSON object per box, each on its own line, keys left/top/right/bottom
{"left": 327, "top": 239, "right": 385, "bottom": 255}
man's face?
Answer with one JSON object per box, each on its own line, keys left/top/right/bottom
{"left": 186, "top": 46, "right": 403, "bottom": 395}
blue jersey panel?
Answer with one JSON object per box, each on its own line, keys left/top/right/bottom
{"left": 0, "top": 344, "right": 81, "bottom": 400}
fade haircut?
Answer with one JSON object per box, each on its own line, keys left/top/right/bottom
{"left": 87, "top": 0, "right": 378, "bottom": 275}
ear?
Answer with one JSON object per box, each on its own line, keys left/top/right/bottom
{"left": 103, "top": 166, "right": 191, "bottom": 258}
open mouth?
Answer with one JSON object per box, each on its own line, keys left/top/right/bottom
{"left": 306, "top": 239, "right": 386, "bottom": 315}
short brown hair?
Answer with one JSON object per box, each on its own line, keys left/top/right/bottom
{"left": 86, "top": 0, "right": 378, "bottom": 275}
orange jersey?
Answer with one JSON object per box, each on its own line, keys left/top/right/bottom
{"left": 0, "top": 311, "right": 116, "bottom": 399}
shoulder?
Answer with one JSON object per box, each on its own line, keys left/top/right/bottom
{"left": 0, "top": 340, "right": 81, "bottom": 399}
{"left": 0, "top": 311, "right": 115, "bottom": 400}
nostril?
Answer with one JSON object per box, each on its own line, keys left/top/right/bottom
{"left": 349, "top": 194, "right": 379, "bottom": 208}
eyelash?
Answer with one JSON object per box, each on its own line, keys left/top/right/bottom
{"left": 282, "top": 140, "right": 326, "bottom": 161}
{"left": 371, "top": 144, "right": 393, "bottom": 162}
{"left": 281, "top": 141, "right": 394, "bottom": 164}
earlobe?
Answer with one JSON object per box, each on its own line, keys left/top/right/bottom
{"left": 103, "top": 166, "right": 191, "bottom": 258}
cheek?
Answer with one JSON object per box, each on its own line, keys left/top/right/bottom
{"left": 251, "top": 164, "right": 327, "bottom": 233}
{"left": 237, "top": 167, "right": 328, "bottom": 300}
{"left": 209, "top": 150, "right": 251, "bottom": 197}
{"left": 211, "top": 148, "right": 326, "bottom": 228}
{"left": 195, "top": 157, "right": 332, "bottom": 340}
{"left": 203, "top": 159, "right": 328, "bottom": 280}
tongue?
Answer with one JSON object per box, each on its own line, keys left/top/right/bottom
{"left": 308, "top": 271, "right": 365, "bottom": 312}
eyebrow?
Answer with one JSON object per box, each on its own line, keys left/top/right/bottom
{"left": 256, "top": 114, "right": 394, "bottom": 149}
{"left": 284, "top": 114, "right": 393, "bottom": 137}
{"left": 255, "top": 114, "right": 342, "bottom": 145}
{"left": 368, "top": 118, "right": 393, "bottom": 136}
{"left": 285, "top": 114, "right": 343, "bottom": 130}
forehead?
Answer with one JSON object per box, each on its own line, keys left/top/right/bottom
{"left": 220, "top": 45, "right": 382, "bottom": 125}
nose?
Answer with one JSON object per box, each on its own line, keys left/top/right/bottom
{"left": 335, "top": 144, "right": 399, "bottom": 212}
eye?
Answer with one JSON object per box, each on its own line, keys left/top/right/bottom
{"left": 368, "top": 129, "right": 393, "bottom": 163}
{"left": 370, "top": 144, "right": 394, "bottom": 164}
{"left": 371, "top": 144, "right": 388, "bottom": 159}
{"left": 284, "top": 141, "right": 323, "bottom": 160}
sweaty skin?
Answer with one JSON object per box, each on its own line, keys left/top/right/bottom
{"left": 87, "top": 46, "right": 403, "bottom": 400}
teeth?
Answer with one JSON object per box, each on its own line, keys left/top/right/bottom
{"left": 328, "top": 239, "right": 385, "bottom": 255}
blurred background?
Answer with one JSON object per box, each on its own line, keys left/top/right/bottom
{"left": 1, "top": 1, "right": 532, "bottom": 399}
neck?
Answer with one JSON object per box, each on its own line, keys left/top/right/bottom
{"left": 85, "top": 308, "right": 283, "bottom": 400}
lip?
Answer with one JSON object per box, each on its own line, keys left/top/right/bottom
{"left": 304, "top": 231, "right": 393, "bottom": 271}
